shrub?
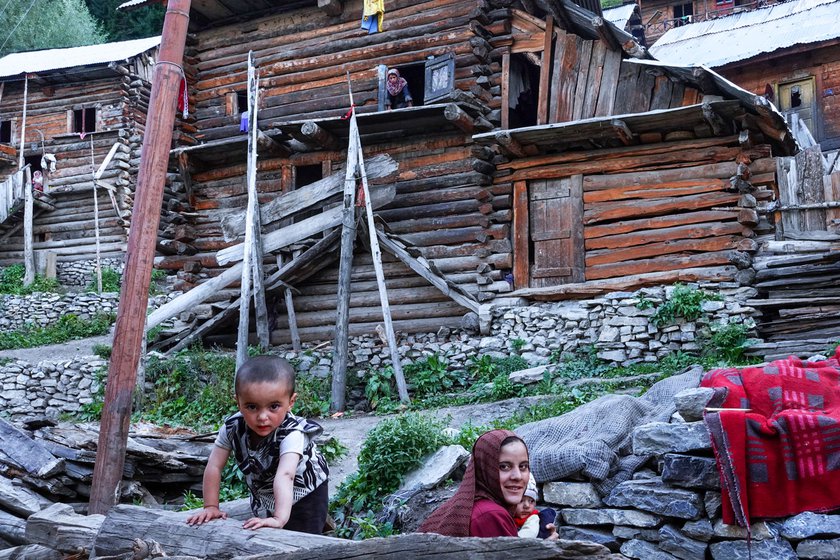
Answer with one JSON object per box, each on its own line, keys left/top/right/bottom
{"left": 704, "top": 322, "right": 752, "bottom": 364}
{"left": 651, "top": 284, "right": 720, "bottom": 328}
{"left": 404, "top": 354, "right": 457, "bottom": 398}
{"left": 0, "top": 263, "right": 59, "bottom": 295}
{"left": 294, "top": 374, "right": 331, "bottom": 418}
{"left": 364, "top": 366, "right": 396, "bottom": 411}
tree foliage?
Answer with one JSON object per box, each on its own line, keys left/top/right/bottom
{"left": 85, "top": 0, "right": 165, "bottom": 42}
{"left": 0, "top": 0, "right": 106, "bottom": 55}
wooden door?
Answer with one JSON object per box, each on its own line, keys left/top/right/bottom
{"left": 778, "top": 78, "right": 818, "bottom": 140}
{"left": 528, "top": 176, "right": 584, "bottom": 287}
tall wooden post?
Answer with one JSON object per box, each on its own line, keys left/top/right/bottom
{"left": 20, "top": 74, "right": 34, "bottom": 286}
{"left": 331, "top": 90, "right": 360, "bottom": 412}
{"left": 88, "top": 0, "right": 191, "bottom": 515}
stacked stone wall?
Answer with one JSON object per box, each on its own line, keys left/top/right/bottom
{"left": 55, "top": 258, "right": 124, "bottom": 288}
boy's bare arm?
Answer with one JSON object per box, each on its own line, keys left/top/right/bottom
{"left": 186, "top": 446, "right": 230, "bottom": 526}
{"left": 242, "top": 452, "right": 299, "bottom": 530}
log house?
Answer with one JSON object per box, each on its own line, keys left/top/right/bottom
{"left": 117, "top": 0, "right": 796, "bottom": 347}
{"left": 0, "top": 38, "right": 171, "bottom": 282}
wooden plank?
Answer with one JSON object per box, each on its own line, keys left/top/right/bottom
{"left": 585, "top": 235, "right": 739, "bottom": 266}
{"left": 797, "top": 145, "right": 828, "bottom": 231}
{"left": 528, "top": 176, "right": 583, "bottom": 287}
{"left": 536, "top": 16, "right": 553, "bottom": 126}
{"left": 23, "top": 167, "right": 34, "bottom": 286}
{"left": 584, "top": 191, "right": 741, "bottom": 224}
{"left": 594, "top": 46, "right": 621, "bottom": 117}
{"left": 587, "top": 220, "right": 744, "bottom": 250}
{"left": 501, "top": 52, "right": 510, "bottom": 130}
{"left": 581, "top": 40, "right": 606, "bottom": 120}
{"left": 549, "top": 29, "right": 579, "bottom": 124}
{"left": 278, "top": 254, "right": 301, "bottom": 352}
{"left": 828, "top": 171, "right": 840, "bottom": 225}
{"left": 612, "top": 61, "right": 641, "bottom": 116}
{"left": 376, "top": 229, "right": 479, "bottom": 314}
{"left": 512, "top": 180, "right": 529, "bottom": 289}
{"left": 0, "top": 418, "right": 63, "bottom": 478}
{"left": 215, "top": 183, "right": 394, "bottom": 266}
{"left": 571, "top": 40, "right": 593, "bottom": 121}
{"left": 586, "top": 250, "right": 738, "bottom": 280}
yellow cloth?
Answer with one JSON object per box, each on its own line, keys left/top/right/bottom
{"left": 362, "top": 0, "right": 385, "bottom": 32}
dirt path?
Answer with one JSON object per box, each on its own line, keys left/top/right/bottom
{"left": 0, "top": 333, "right": 112, "bottom": 363}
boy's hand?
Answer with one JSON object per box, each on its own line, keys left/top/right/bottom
{"left": 243, "top": 516, "right": 285, "bottom": 530}
{"left": 186, "top": 505, "right": 228, "bottom": 526}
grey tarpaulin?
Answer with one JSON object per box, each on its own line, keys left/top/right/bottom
{"left": 517, "top": 366, "right": 703, "bottom": 495}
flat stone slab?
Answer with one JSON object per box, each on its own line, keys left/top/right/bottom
{"left": 632, "top": 422, "right": 710, "bottom": 456}
{"left": 556, "top": 526, "right": 619, "bottom": 551}
{"left": 543, "top": 482, "right": 602, "bottom": 508}
{"left": 681, "top": 518, "right": 713, "bottom": 542}
{"left": 781, "top": 512, "right": 840, "bottom": 539}
{"left": 400, "top": 445, "right": 469, "bottom": 492}
{"left": 613, "top": 525, "right": 660, "bottom": 541}
{"left": 673, "top": 388, "right": 714, "bottom": 422}
{"left": 509, "top": 365, "right": 549, "bottom": 385}
{"left": 712, "top": 519, "right": 775, "bottom": 540}
{"left": 660, "top": 454, "right": 720, "bottom": 489}
{"left": 561, "top": 508, "right": 660, "bottom": 528}
{"left": 710, "top": 539, "right": 796, "bottom": 560}
{"left": 0, "top": 475, "right": 44, "bottom": 517}
{"left": 620, "top": 539, "right": 680, "bottom": 560}
{"left": 658, "top": 524, "right": 707, "bottom": 560}
{"left": 797, "top": 538, "right": 840, "bottom": 560}
{"left": 604, "top": 479, "right": 703, "bottom": 520}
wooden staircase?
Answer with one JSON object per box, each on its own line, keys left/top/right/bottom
{"left": 0, "top": 168, "right": 56, "bottom": 238}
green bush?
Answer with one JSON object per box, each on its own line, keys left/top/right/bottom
{"left": 404, "top": 354, "right": 457, "bottom": 398}
{"left": 332, "top": 413, "right": 449, "bottom": 517}
{"left": 704, "top": 322, "right": 752, "bottom": 364}
{"left": 294, "top": 373, "right": 331, "bottom": 418}
{"left": 92, "top": 343, "right": 112, "bottom": 359}
{"left": 0, "top": 313, "right": 115, "bottom": 350}
{"left": 0, "top": 264, "right": 60, "bottom": 295}
{"left": 651, "top": 284, "right": 720, "bottom": 328}
{"left": 364, "top": 367, "right": 396, "bottom": 411}
{"left": 88, "top": 267, "right": 121, "bottom": 293}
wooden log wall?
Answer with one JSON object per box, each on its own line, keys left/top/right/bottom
{"left": 188, "top": 0, "right": 499, "bottom": 141}
{"left": 493, "top": 135, "right": 778, "bottom": 288}
{"left": 169, "top": 0, "right": 509, "bottom": 343}
{"left": 0, "top": 55, "right": 158, "bottom": 268}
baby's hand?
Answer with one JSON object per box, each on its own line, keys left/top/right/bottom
{"left": 545, "top": 523, "right": 559, "bottom": 541}
{"left": 186, "top": 505, "right": 227, "bottom": 526}
{"left": 243, "top": 516, "right": 285, "bottom": 530}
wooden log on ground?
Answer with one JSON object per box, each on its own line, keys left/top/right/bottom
{"left": 0, "top": 418, "right": 64, "bottom": 478}
{"left": 240, "top": 532, "right": 620, "bottom": 560}
{"left": 91, "top": 505, "right": 340, "bottom": 558}
{"left": 25, "top": 503, "right": 104, "bottom": 554}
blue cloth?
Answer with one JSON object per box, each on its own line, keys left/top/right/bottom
{"left": 240, "top": 112, "right": 249, "bottom": 133}
{"left": 361, "top": 14, "right": 379, "bottom": 34}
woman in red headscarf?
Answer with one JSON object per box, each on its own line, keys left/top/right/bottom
{"left": 419, "top": 429, "right": 549, "bottom": 537}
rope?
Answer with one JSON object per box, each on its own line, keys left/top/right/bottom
{"left": 156, "top": 60, "right": 189, "bottom": 118}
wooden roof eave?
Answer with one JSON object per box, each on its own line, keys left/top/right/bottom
{"left": 472, "top": 100, "right": 746, "bottom": 153}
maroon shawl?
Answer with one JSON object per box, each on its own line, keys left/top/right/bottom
{"left": 386, "top": 69, "right": 408, "bottom": 96}
{"left": 419, "top": 429, "right": 521, "bottom": 537}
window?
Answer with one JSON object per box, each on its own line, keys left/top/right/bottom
{"left": 673, "top": 2, "right": 693, "bottom": 25}
{"left": 295, "top": 164, "right": 322, "bottom": 190}
{"left": 237, "top": 91, "right": 248, "bottom": 113}
{"left": 73, "top": 108, "right": 96, "bottom": 134}
{"left": 0, "top": 120, "right": 11, "bottom": 143}
{"left": 378, "top": 54, "right": 455, "bottom": 111}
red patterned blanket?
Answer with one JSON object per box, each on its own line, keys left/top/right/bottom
{"left": 702, "top": 346, "right": 840, "bottom": 526}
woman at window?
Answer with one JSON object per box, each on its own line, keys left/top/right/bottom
{"left": 385, "top": 68, "right": 413, "bottom": 110}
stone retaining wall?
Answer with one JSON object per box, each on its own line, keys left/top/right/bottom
{"left": 536, "top": 387, "right": 835, "bottom": 559}
{"left": 0, "top": 284, "right": 761, "bottom": 419}
{"left": 55, "top": 258, "right": 124, "bottom": 287}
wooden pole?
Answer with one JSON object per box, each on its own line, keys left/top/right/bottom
{"left": 330, "top": 74, "right": 360, "bottom": 413}
{"left": 20, "top": 74, "right": 34, "bottom": 286}
{"left": 353, "top": 121, "right": 409, "bottom": 403}
{"left": 278, "top": 253, "right": 302, "bottom": 352}
{"left": 88, "top": 0, "right": 191, "bottom": 515}
{"left": 237, "top": 53, "right": 268, "bottom": 369}
{"left": 90, "top": 138, "right": 103, "bottom": 293}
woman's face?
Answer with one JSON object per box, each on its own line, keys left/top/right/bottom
{"left": 498, "top": 439, "right": 529, "bottom": 506}
{"left": 388, "top": 74, "right": 398, "bottom": 83}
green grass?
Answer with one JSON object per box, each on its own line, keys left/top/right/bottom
{"left": 0, "top": 313, "right": 115, "bottom": 351}
{"left": 0, "top": 264, "right": 60, "bottom": 295}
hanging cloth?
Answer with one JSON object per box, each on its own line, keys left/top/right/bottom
{"left": 361, "top": 0, "right": 384, "bottom": 34}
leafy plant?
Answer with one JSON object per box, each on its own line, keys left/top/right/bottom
{"left": 294, "top": 374, "right": 331, "bottom": 418}
{"left": 511, "top": 338, "right": 527, "bottom": 353}
{"left": 350, "top": 511, "right": 394, "bottom": 539}
{"left": 650, "top": 284, "right": 720, "bottom": 328}
{"left": 552, "top": 345, "right": 610, "bottom": 380}
{"left": 467, "top": 354, "right": 498, "bottom": 383}
{"left": 89, "top": 267, "right": 121, "bottom": 293}
{"left": 181, "top": 459, "right": 248, "bottom": 511}
{"left": 0, "top": 264, "right": 60, "bottom": 295}
{"left": 404, "top": 354, "right": 456, "bottom": 398}
{"left": 364, "top": 367, "right": 395, "bottom": 411}
{"left": 703, "top": 322, "right": 752, "bottom": 364}
{"left": 331, "top": 413, "right": 449, "bottom": 525}
{"left": 320, "top": 437, "right": 349, "bottom": 464}
{"left": 0, "top": 313, "right": 115, "bottom": 350}
{"left": 92, "top": 343, "right": 112, "bottom": 359}
{"left": 635, "top": 295, "right": 655, "bottom": 310}
{"left": 77, "top": 366, "right": 107, "bottom": 421}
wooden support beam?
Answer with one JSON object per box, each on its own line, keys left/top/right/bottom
{"left": 501, "top": 52, "right": 510, "bottom": 130}
{"left": 536, "top": 16, "right": 553, "bottom": 126}
{"left": 317, "top": 0, "right": 342, "bottom": 16}
{"left": 611, "top": 119, "right": 634, "bottom": 145}
{"left": 331, "top": 104, "right": 360, "bottom": 413}
{"left": 592, "top": 16, "right": 620, "bottom": 51}
{"left": 176, "top": 152, "right": 194, "bottom": 204}
{"left": 256, "top": 130, "right": 289, "bottom": 156}
{"left": 543, "top": 0, "right": 573, "bottom": 31}
{"left": 377, "top": 229, "right": 479, "bottom": 314}
{"left": 300, "top": 121, "right": 340, "bottom": 150}
{"left": 23, "top": 167, "right": 34, "bottom": 287}
{"left": 89, "top": 0, "right": 191, "bottom": 516}
{"left": 702, "top": 101, "right": 729, "bottom": 137}
{"left": 443, "top": 103, "right": 475, "bottom": 134}
{"left": 512, "top": 180, "right": 529, "bottom": 289}
{"left": 278, "top": 254, "right": 301, "bottom": 352}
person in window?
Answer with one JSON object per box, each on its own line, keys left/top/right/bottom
{"left": 385, "top": 68, "right": 413, "bottom": 110}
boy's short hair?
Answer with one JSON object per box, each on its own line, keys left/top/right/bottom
{"left": 234, "top": 355, "right": 296, "bottom": 396}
